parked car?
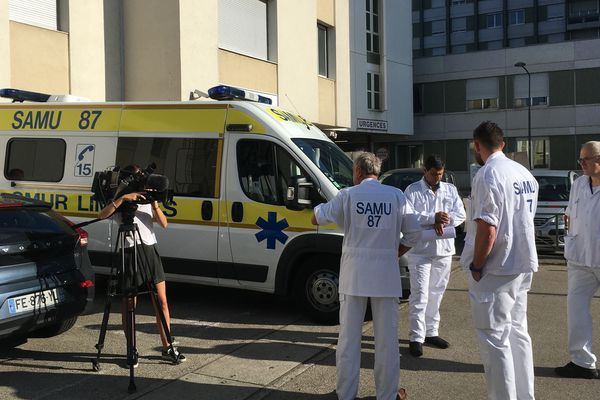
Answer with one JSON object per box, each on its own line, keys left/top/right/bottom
{"left": 380, "top": 167, "right": 463, "bottom": 232}
{"left": 379, "top": 168, "right": 457, "bottom": 192}
{"left": 0, "top": 194, "right": 94, "bottom": 347}
{"left": 531, "top": 169, "right": 580, "bottom": 250}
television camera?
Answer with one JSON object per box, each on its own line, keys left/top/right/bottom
{"left": 91, "top": 163, "right": 171, "bottom": 220}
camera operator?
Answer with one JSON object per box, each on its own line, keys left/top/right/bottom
{"left": 98, "top": 165, "right": 185, "bottom": 365}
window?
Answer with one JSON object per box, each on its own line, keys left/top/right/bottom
{"left": 218, "top": 0, "right": 270, "bottom": 60}
{"left": 237, "top": 140, "right": 307, "bottom": 205}
{"left": 486, "top": 13, "right": 502, "bottom": 28}
{"left": 466, "top": 77, "right": 499, "bottom": 110}
{"left": 509, "top": 37, "right": 526, "bottom": 47}
{"left": 517, "top": 138, "right": 550, "bottom": 168}
{"left": 452, "top": 44, "right": 467, "bottom": 53}
{"left": 413, "top": 84, "right": 423, "bottom": 113}
{"left": 5, "top": 138, "right": 65, "bottom": 182}
{"left": 547, "top": 4, "right": 564, "bottom": 21}
{"left": 431, "top": 20, "right": 445, "bottom": 35}
{"left": 452, "top": 0, "right": 467, "bottom": 5}
{"left": 513, "top": 73, "right": 549, "bottom": 108}
{"left": 116, "top": 138, "right": 219, "bottom": 198}
{"left": 569, "top": 28, "right": 600, "bottom": 40}
{"left": 467, "top": 98, "right": 499, "bottom": 109}
{"left": 367, "top": 72, "right": 381, "bottom": 110}
{"left": 509, "top": 9, "right": 525, "bottom": 25}
{"left": 318, "top": 24, "right": 329, "bottom": 77}
{"left": 569, "top": 0, "right": 599, "bottom": 18}
{"left": 8, "top": 0, "right": 57, "bottom": 30}
{"left": 292, "top": 138, "right": 354, "bottom": 189}
{"left": 452, "top": 17, "right": 467, "bottom": 32}
{"left": 487, "top": 40, "right": 503, "bottom": 50}
{"left": 431, "top": 46, "right": 446, "bottom": 56}
{"left": 366, "top": 0, "right": 380, "bottom": 54}
{"left": 432, "top": 0, "right": 445, "bottom": 8}
{"left": 535, "top": 175, "right": 571, "bottom": 201}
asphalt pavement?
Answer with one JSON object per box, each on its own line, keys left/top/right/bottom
{"left": 1, "top": 257, "right": 599, "bottom": 400}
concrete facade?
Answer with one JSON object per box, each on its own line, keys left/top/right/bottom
{"left": 0, "top": 0, "right": 365, "bottom": 134}
{"left": 405, "top": 0, "right": 600, "bottom": 189}
{"left": 334, "top": 0, "right": 415, "bottom": 171}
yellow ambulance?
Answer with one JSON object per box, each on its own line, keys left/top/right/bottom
{"left": 0, "top": 86, "right": 355, "bottom": 323}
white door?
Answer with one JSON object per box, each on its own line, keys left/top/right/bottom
{"left": 221, "top": 134, "right": 316, "bottom": 290}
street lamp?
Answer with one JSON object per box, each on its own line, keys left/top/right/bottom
{"left": 515, "top": 61, "right": 532, "bottom": 169}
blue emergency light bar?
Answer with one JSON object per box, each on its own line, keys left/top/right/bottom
{"left": 208, "top": 85, "right": 272, "bottom": 105}
{"left": 0, "top": 88, "right": 51, "bottom": 103}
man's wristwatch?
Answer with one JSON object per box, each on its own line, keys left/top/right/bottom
{"left": 469, "top": 263, "right": 483, "bottom": 272}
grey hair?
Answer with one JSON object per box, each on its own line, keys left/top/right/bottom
{"left": 582, "top": 141, "right": 600, "bottom": 157}
{"left": 354, "top": 152, "right": 382, "bottom": 176}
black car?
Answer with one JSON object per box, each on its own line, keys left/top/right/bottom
{"left": 0, "top": 194, "right": 94, "bottom": 346}
{"left": 379, "top": 168, "right": 457, "bottom": 192}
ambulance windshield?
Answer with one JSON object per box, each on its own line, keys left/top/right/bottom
{"left": 292, "top": 138, "right": 353, "bottom": 189}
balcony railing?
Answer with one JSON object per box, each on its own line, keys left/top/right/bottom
{"left": 568, "top": 9, "right": 600, "bottom": 24}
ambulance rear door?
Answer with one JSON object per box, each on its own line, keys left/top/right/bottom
{"left": 0, "top": 103, "right": 120, "bottom": 259}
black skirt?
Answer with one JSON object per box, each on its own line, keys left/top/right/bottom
{"left": 116, "top": 243, "right": 166, "bottom": 291}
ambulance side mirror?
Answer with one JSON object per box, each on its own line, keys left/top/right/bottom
{"left": 286, "top": 176, "right": 313, "bottom": 211}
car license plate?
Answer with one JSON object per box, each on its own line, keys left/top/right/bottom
{"left": 7, "top": 288, "right": 63, "bottom": 315}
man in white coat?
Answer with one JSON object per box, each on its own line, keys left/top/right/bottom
{"left": 402, "top": 155, "right": 466, "bottom": 357}
{"left": 312, "top": 152, "right": 419, "bottom": 400}
{"left": 460, "top": 121, "right": 538, "bottom": 400}
{"left": 555, "top": 141, "right": 600, "bottom": 379}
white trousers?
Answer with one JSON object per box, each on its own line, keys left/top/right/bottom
{"left": 468, "top": 272, "right": 535, "bottom": 400}
{"left": 337, "top": 294, "right": 400, "bottom": 400}
{"left": 408, "top": 255, "right": 452, "bottom": 342}
{"left": 567, "top": 262, "right": 600, "bottom": 369}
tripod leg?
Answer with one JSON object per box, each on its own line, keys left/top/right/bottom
{"left": 91, "top": 229, "right": 123, "bottom": 372}
{"left": 125, "top": 294, "right": 137, "bottom": 393}
{"left": 91, "top": 295, "right": 112, "bottom": 371}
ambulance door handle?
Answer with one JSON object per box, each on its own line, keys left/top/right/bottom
{"left": 201, "top": 201, "right": 213, "bottom": 221}
{"left": 231, "top": 202, "right": 243, "bottom": 222}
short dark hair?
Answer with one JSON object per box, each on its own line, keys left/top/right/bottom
{"left": 424, "top": 154, "right": 445, "bottom": 170}
{"left": 473, "top": 121, "right": 504, "bottom": 150}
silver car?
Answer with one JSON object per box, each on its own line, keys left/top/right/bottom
{"left": 532, "top": 169, "right": 580, "bottom": 250}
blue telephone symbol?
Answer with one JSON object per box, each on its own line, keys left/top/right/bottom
{"left": 78, "top": 145, "right": 95, "bottom": 161}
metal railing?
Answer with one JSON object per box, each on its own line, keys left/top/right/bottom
{"left": 534, "top": 211, "right": 566, "bottom": 252}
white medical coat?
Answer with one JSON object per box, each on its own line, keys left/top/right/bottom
{"left": 314, "top": 178, "right": 421, "bottom": 297}
{"left": 403, "top": 179, "right": 466, "bottom": 256}
{"left": 460, "top": 152, "right": 539, "bottom": 274}
{"left": 564, "top": 175, "right": 600, "bottom": 268}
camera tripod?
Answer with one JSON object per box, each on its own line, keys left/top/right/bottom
{"left": 91, "top": 218, "right": 180, "bottom": 393}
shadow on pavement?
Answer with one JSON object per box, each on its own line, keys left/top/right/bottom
{"left": 0, "top": 370, "right": 338, "bottom": 400}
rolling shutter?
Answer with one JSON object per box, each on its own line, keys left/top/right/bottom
{"left": 466, "top": 77, "right": 499, "bottom": 100}
{"left": 9, "top": 0, "right": 57, "bottom": 30}
{"left": 514, "top": 73, "right": 549, "bottom": 99}
{"left": 218, "top": 0, "right": 268, "bottom": 60}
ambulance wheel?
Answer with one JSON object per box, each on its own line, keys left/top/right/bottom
{"left": 294, "top": 258, "right": 340, "bottom": 325}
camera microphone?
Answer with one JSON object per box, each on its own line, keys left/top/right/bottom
{"left": 146, "top": 174, "right": 169, "bottom": 192}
